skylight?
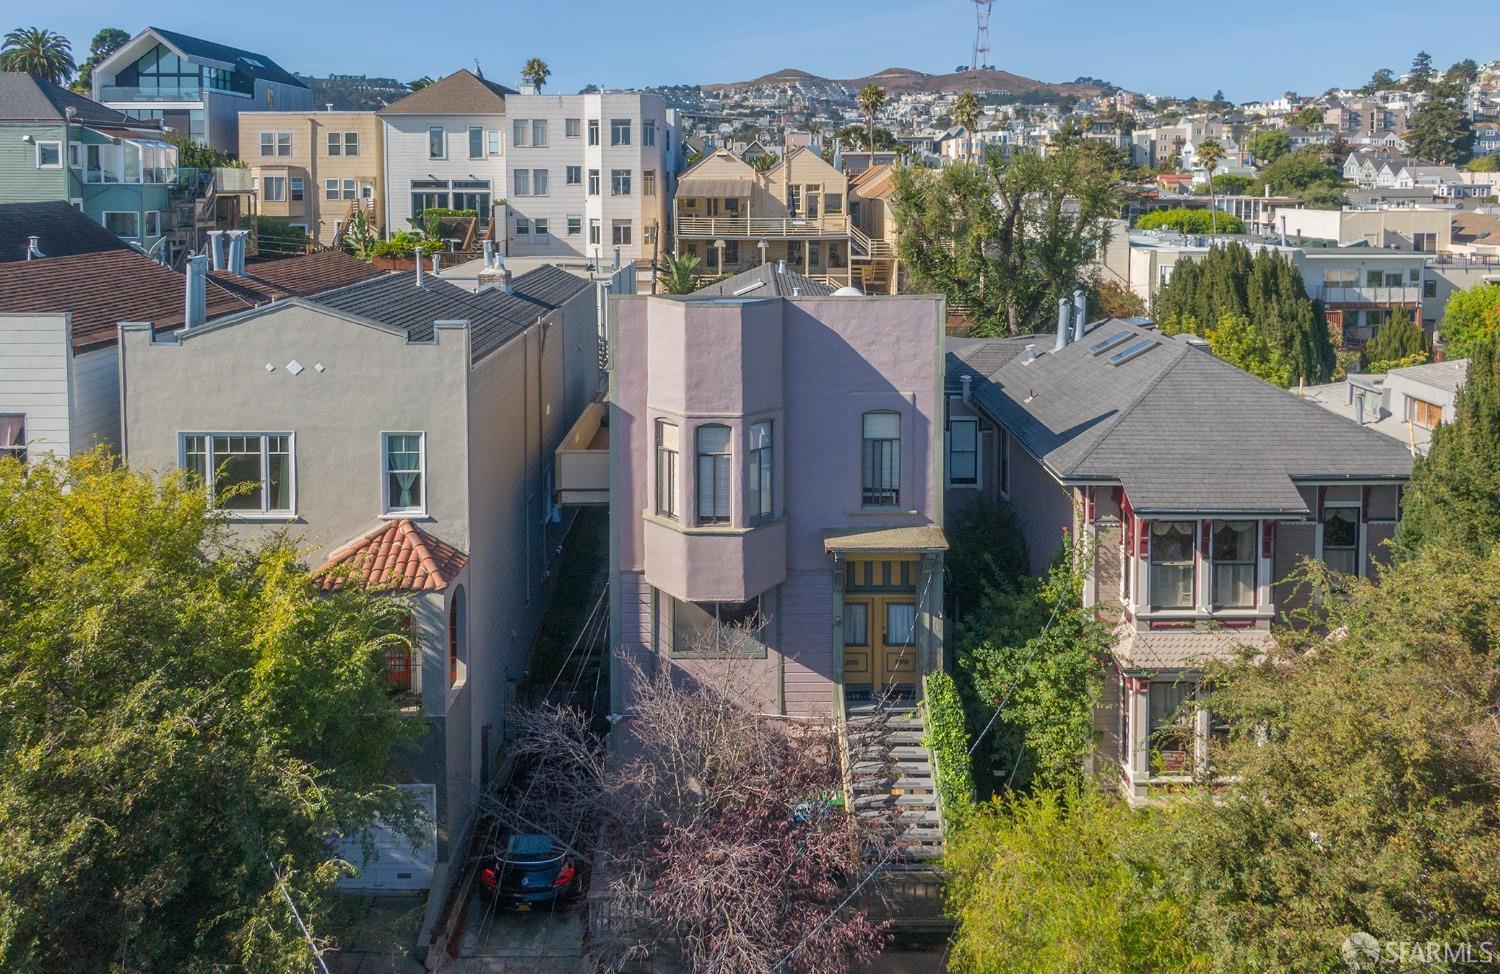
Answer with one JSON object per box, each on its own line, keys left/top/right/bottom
{"left": 1109, "top": 338, "right": 1159, "bottom": 367}
{"left": 1089, "top": 331, "right": 1131, "bottom": 356}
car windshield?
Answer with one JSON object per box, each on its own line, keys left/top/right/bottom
{"left": 502, "top": 834, "right": 562, "bottom": 864}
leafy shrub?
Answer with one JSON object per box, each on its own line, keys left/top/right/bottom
{"left": 1135, "top": 208, "right": 1246, "bottom": 235}
{"left": 921, "top": 672, "right": 974, "bottom": 821}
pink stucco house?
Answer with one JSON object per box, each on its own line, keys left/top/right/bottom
{"left": 582, "top": 266, "right": 949, "bottom": 718}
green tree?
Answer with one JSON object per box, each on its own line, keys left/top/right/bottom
{"left": 1360, "top": 305, "right": 1429, "bottom": 372}
{"left": 1363, "top": 67, "right": 1396, "bottom": 93}
{"left": 1465, "top": 154, "right": 1500, "bottom": 173}
{"left": 0, "top": 451, "right": 420, "bottom": 973}
{"left": 244, "top": 216, "right": 310, "bottom": 258}
{"left": 520, "top": 57, "right": 550, "bottom": 92}
{"left": 1136, "top": 208, "right": 1245, "bottom": 235}
{"left": 406, "top": 75, "right": 434, "bottom": 92}
{"left": 0, "top": 26, "right": 75, "bottom": 85}
{"left": 1248, "top": 128, "right": 1290, "bottom": 165}
{"left": 946, "top": 789, "right": 1208, "bottom": 974}
{"left": 1407, "top": 50, "right": 1435, "bottom": 91}
{"left": 1207, "top": 312, "right": 1295, "bottom": 386}
{"left": 656, "top": 251, "right": 703, "bottom": 295}
{"left": 892, "top": 144, "right": 1124, "bottom": 336}
{"left": 1194, "top": 172, "right": 1251, "bottom": 196}
{"left": 1438, "top": 281, "right": 1500, "bottom": 357}
{"left": 1153, "top": 243, "right": 1336, "bottom": 385}
{"left": 953, "top": 91, "right": 981, "bottom": 162}
{"left": 1446, "top": 58, "right": 1480, "bottom": 84}
{"left": 857, "top": 83, "right": 886, "bottom": 157}
{"left": 1167, "top": 543, "right": 1500, "bottom": 969}
{"left": 1248, "top": 145, "right": 1347, "bottom": 205}
{"left": 1290, "top": 105, "right": 1325, "bottom": 128}
{"left": 68, "top": 26, "right": 127, "bottom": 94}
{"left": 1194, "top": 137, "right": 1227, "bottom": 238}
{"left": 1404, "top": 79, "right": 1473, "bottom": 164}
{"left": 1399, "top": 333, "right": 1500, "bottom": 556}
{"left": 165, "top": 131, "right": 243, "bottom": 170}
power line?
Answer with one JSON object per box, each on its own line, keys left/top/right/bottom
{"left": 264, "top": 853, "right": 331, "bottom": 974}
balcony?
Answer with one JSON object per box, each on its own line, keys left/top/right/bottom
{"left": 98, "top": 84, "right": 203, "bottom": 103}
{"left": 1318, "top": 285, "right": 1422, "bottom": 307}
{"left": 80, "top": 166, "right": 189, "bottom": 186}
{"left": 676, "top": 214, "right": 849, "bottom": 239}
{"left": 554, "top": 401, "right": 609, "bottom": 506}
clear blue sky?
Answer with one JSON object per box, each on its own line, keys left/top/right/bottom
{"left": 32, "top": 0, "right": 1500, "bottom": 102}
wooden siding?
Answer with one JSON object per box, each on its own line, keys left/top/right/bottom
{"left": 0, "top": 313, "right": 72, "bottom": 459}
{"left": 69, "top": 345, "right": 119, "bottom": 456}
{"left": 0, "top": 123, "right": 70, "bottom": 204}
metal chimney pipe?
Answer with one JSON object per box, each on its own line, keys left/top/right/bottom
{"left": 1055, "top": 297, "right": 1072, "bottom": 351}
{"left": 184, "top": 254, "right": 208, "bottom": 328}
{"left": 1023, "top": 343, "right": 1037, "bottom": 365}
{"left": 25, "top": 235, "right": 43, "bottom": 260}
{"left": 225, "top": 230, "right": 250, "bottom": 276}
{"left": 960, "top": 374, "right": 972, "bottom": 402}
{"left": 1073, "top": 288, "right": 1087, "bottom": 342}
{"left": 483, "top": 240, "right": 494, "bottom": 268}
{"left": 414, "top": 246, "right": 425, "bottom": 287}
{"left": 431, "top": 253, "right": 440, "bottom": 274}
{"left": 206, "top": 230, "right": 226, "bottom": 271}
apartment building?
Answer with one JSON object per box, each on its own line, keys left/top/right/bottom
{"left": 947, "top": 310, "right": 1413, "bottom": 805}
{"left": 1303, "top": 358, "right": 1468, "bottom": 456}
{"left": 239, "top": 111, "right": 385, "bottom": 247}
{"left": 379, "top": 70, "right": 513, "bottom": 240}
{"left": 673, "top": 147, "right": 856, "bottom": 288}
{"left": 92, "top": 27, "right": 312, "bottom": 151}
{"left": 500, "top": 89, "right": 674, "bottom": 268}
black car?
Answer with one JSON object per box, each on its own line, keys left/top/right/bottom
{"left": 478, "top": 833, "right": 581, "bottom": 908}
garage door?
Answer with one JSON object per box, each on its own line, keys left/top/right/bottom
{"left": 336, "top": 783, "right": 437, "bottom": 891}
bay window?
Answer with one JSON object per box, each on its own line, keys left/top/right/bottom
{"left": 748, "top": 421, "right": 773, "bottom": 521}
{"left": 1211, "top": 521, "right": 1256, "bottom": 608}
{"left": 1148, "top": 680, "right": 1197, "bottom": 776}
{"left": 695, "top": 424, "right": 731, "bottom": 525}
{"left": 1149, "top": 521, "right": 1195, "bottom": 609}
{"left": 668, "top": 595, "right": 765, "bottom": 658}
{"left": 1322, "top": 506, "right": 1359, "bottom": 575}
{"left": 382, "top": 433, "right": 425, "bottom": 515}
{"left": 656, "top": 421, "right": 679, "bottom": 519}
{"left": 182, "top": 433, "right": 293, "bottom": 514}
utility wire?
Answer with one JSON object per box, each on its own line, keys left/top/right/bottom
{"left": 264, "top": 853, "right": 331, "bottom": 974}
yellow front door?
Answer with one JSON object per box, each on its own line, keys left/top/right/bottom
{"left": 843, "top": 595, "right": 918, "bottom": 693}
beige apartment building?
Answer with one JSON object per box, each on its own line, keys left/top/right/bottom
{"left": 239, "top": 111, "right": 385, "bottom": 247}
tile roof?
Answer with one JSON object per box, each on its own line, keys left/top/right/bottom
{"left": 377, "top": 69, "right": 515, "bottom": 115}
{"left": 147, "top": 27, "right": 308, "bottom": 89}
{"left": 315, "top": 519, "right": 468, "bottom": 593}
{"left": 208, "top": 249, "right": 386, "bottom": 303}
{"left": 947, "top": 319, "right": 1414, "bottom": 516}
{"left": 0, "top": 201, "right": 131, "bottom": 263}
{"left": 1113, "top": 622, "right": 1277, "bottom": 670}
{"left": 0, "top": 72, "right": 135, "bottom": 125}
{"left": 690, "top": 262, "right": 836, "bottom": 298}
{"left": 0, "top": 249, "right": 247, "bottom": 351}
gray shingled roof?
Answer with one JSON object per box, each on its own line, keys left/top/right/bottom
{"left": 0, "top": 201, "right": 131, "bottom": 263}
{"left": 690, "top": 262, "right": 835, "bottom": 298}
{"left": 0, "top": 72, "right": 134, "bottom": 125}
{"left": 947, "top": 319, "right": 1414, "bottom": 516}
{"left": 377, "top": 69, "right": 515, "bottom": 115}
{"left": 309, "top": 264, "right": 589, "bottom": 363}
{"left": 1387, "top": 359, "right": 1468, "bottom": 395}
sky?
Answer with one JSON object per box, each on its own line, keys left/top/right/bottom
{"left": 30, "top": 0, "right": 1500, "bottom": 102}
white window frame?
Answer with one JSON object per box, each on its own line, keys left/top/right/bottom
{"left": 531, "top": 118, "right": 547, "bottom": 146}
{"left": 610, "top": 118, "right": 631, "bottom": 146}
{"left": 487, "top": 130, "right": 501, "bottom": 155}
{"left": 325, "top": 178, "right": 340, "bottom": 201}
{"left": 35, "top": 140, "right": 62, "bottom": 169}
{"left": 427, "top": 126, "right": 445, "bottom": 159}
{"left": 611, "top": 220, "right": 632, "bottom": 246}
{"left": 642, "top": 120, "right": 657, "bottom": 147}
{"left": 102, "top": 210, "right": 141, "bottom": 238}
{"left": 611, "top": 169, "right": 632, "bottom": 196}
{"left": 513, "top": 170, "right": 530, "bottom": 196}
{"left": 587, "top": 119, "right": 599, "bottom": 146}
{"left": 567, "top": 215, "right": 582, "bottom": 236}
{"left": 566, "top": 165, "right": 582, "bottom": 185}
{"left": 565, "top": 117, "right": 581, "bottom": 138}
{"left": 290, "top": 176, "right": 304, "bottom": 201}
{"left": 263, "top": 176, "right": 287, "bottom": 202}
{"left": 468, "top": 125, "right": 485, "bottom": 159}
{"left": 532, "top": 168, "right": 548, "bottom": 196}
{"left": 534, "top": 217, "right": 549, "bottom": 236}
{"left": 179, "top": 432, "right": 297, "bottom": 518}
{"left": 587, "top": 169, "right": 600, "bottom": 195}
{"left": 946, "top": 416, "right": 981, "bottom": 489}
{"left": 381, "top": 431, "right": 427, "bottom": 517}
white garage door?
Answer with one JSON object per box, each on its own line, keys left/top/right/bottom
{"left": 336, "top": 783, "right": 438, "bottom": 891}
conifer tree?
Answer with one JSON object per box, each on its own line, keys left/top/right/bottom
{"left": 1361, "top": 306, "right": 1429, "bottom": 372}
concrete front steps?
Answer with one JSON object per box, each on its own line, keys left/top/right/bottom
{"left": 846, "top": 703, "right": 946, "bottom": 865}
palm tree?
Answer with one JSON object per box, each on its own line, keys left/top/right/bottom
{"left": 749, "top": 153, "right": 776, "bottom": 174}
{"left": 953, "top": 92, "right": 981, "bottom": 163}
{"left": 857, "top": 84, "right": 886, "bottom": 153}
{"left": 406, "top": 76, "right": 435, "bottom": 92}
{"left": 521, "top": 58, "right": 550, "bottom": 93}
{"left": 1195, "top": 136, "right": 1226, "bottom": 239}
{"left": 658, "top": 252, "right": 702, "bottom": 295}
{"left": 1, "top": 27, "right": 75, "bottom": 86}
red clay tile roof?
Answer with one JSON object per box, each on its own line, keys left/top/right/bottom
{"left": 315, "top": 520, "right": 468, "bottom": 593}
{"left": 0, "top": 248, "right": 251, "bottom": 352}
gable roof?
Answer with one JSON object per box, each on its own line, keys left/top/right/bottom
{"left": 207, "top": 249, "right": 385, "bottom": 303}
{"left": 377, "top": 70, "right": 514, "bottom": 115}
{"left": 144, "top": 27, "right": 307, "bottom": 89}
{"left": 0, "top": 201, "right": 131, "bottom": 264}
{"left": 314, "top": 519, "right": 468, "bottom": 592}
{"left": 688, "top": 262, "right": 835, "bottom": 298}
{"left": 948, "top": 319, "right": 1414, "bottom": 516}
{"left": 0, "top": 249, "right": 246, "bottom": 352}
{"left": 0, "top": 72, "right": 134, "bottom": 125}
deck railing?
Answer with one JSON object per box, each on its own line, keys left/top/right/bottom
{"left": 676, "top": 214, "right": 849, "bottom": 238}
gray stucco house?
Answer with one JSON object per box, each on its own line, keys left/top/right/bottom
{"left": 946, "top": 312, "right": 1415, "bottom": 804}
{"left": 120, "top": 264, "right": 615, "bottom": 898}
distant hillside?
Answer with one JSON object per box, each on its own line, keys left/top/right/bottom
{"left": 703, "top": 66, "right": 1102, "bottom": 97}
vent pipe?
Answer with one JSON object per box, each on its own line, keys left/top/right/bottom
{"left": 1055, "top": 297, "right": 1072, "bottom": 351}
{"left": 25, "top": 235, "right": 43, "bottom": 260}
{"left": 1023, "top": 343, "right": 1037, "bottom": 365}
{"left": 1073, "top": 288, "right": 1087, "bottom": 342}
{"left": 225, "top": 230, "right": 250, "bottom": 276}
{"left": 482, "top": 239, "right": 494, "bottom": 268}
{"left": 184, "top": 254, "right": 208, "bottom": 328}
{"left": 960, "top": 373, "right": 972, "bottom": 402}
{"left": 206, "top": 230, "right": 226, "bottom": 271}
{"left": 778, "top": 258, "right": 787, "bottom": 273}
{"left": 431, "top": 252, "right": 441, "bottom": 274}
{"left": 414, "top": 246, "right": 425, "bottom": 287}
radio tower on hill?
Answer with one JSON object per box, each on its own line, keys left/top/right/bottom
{"left": 971, "top": 0, "right": 993, "bottom": 72}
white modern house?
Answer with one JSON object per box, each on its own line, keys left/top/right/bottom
{"left": 91, "top": 27, "right": 313, "bottom": 151}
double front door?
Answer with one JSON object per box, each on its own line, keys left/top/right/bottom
{"left": 843, "top": 595, "right": 918, "bottom": 693}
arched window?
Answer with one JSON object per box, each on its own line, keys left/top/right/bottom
{"left": 695, "top": 424, "right": 731, "bottom": 525}
{"left": 448, "top": 585, "right": 467, "bottom": 687}
{"left": 861, "top": 411, "right": 901, "bottom": 507}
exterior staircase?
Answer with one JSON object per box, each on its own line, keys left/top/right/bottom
{"left": 845, "top": 702, "right": 946, "bottom": 866}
